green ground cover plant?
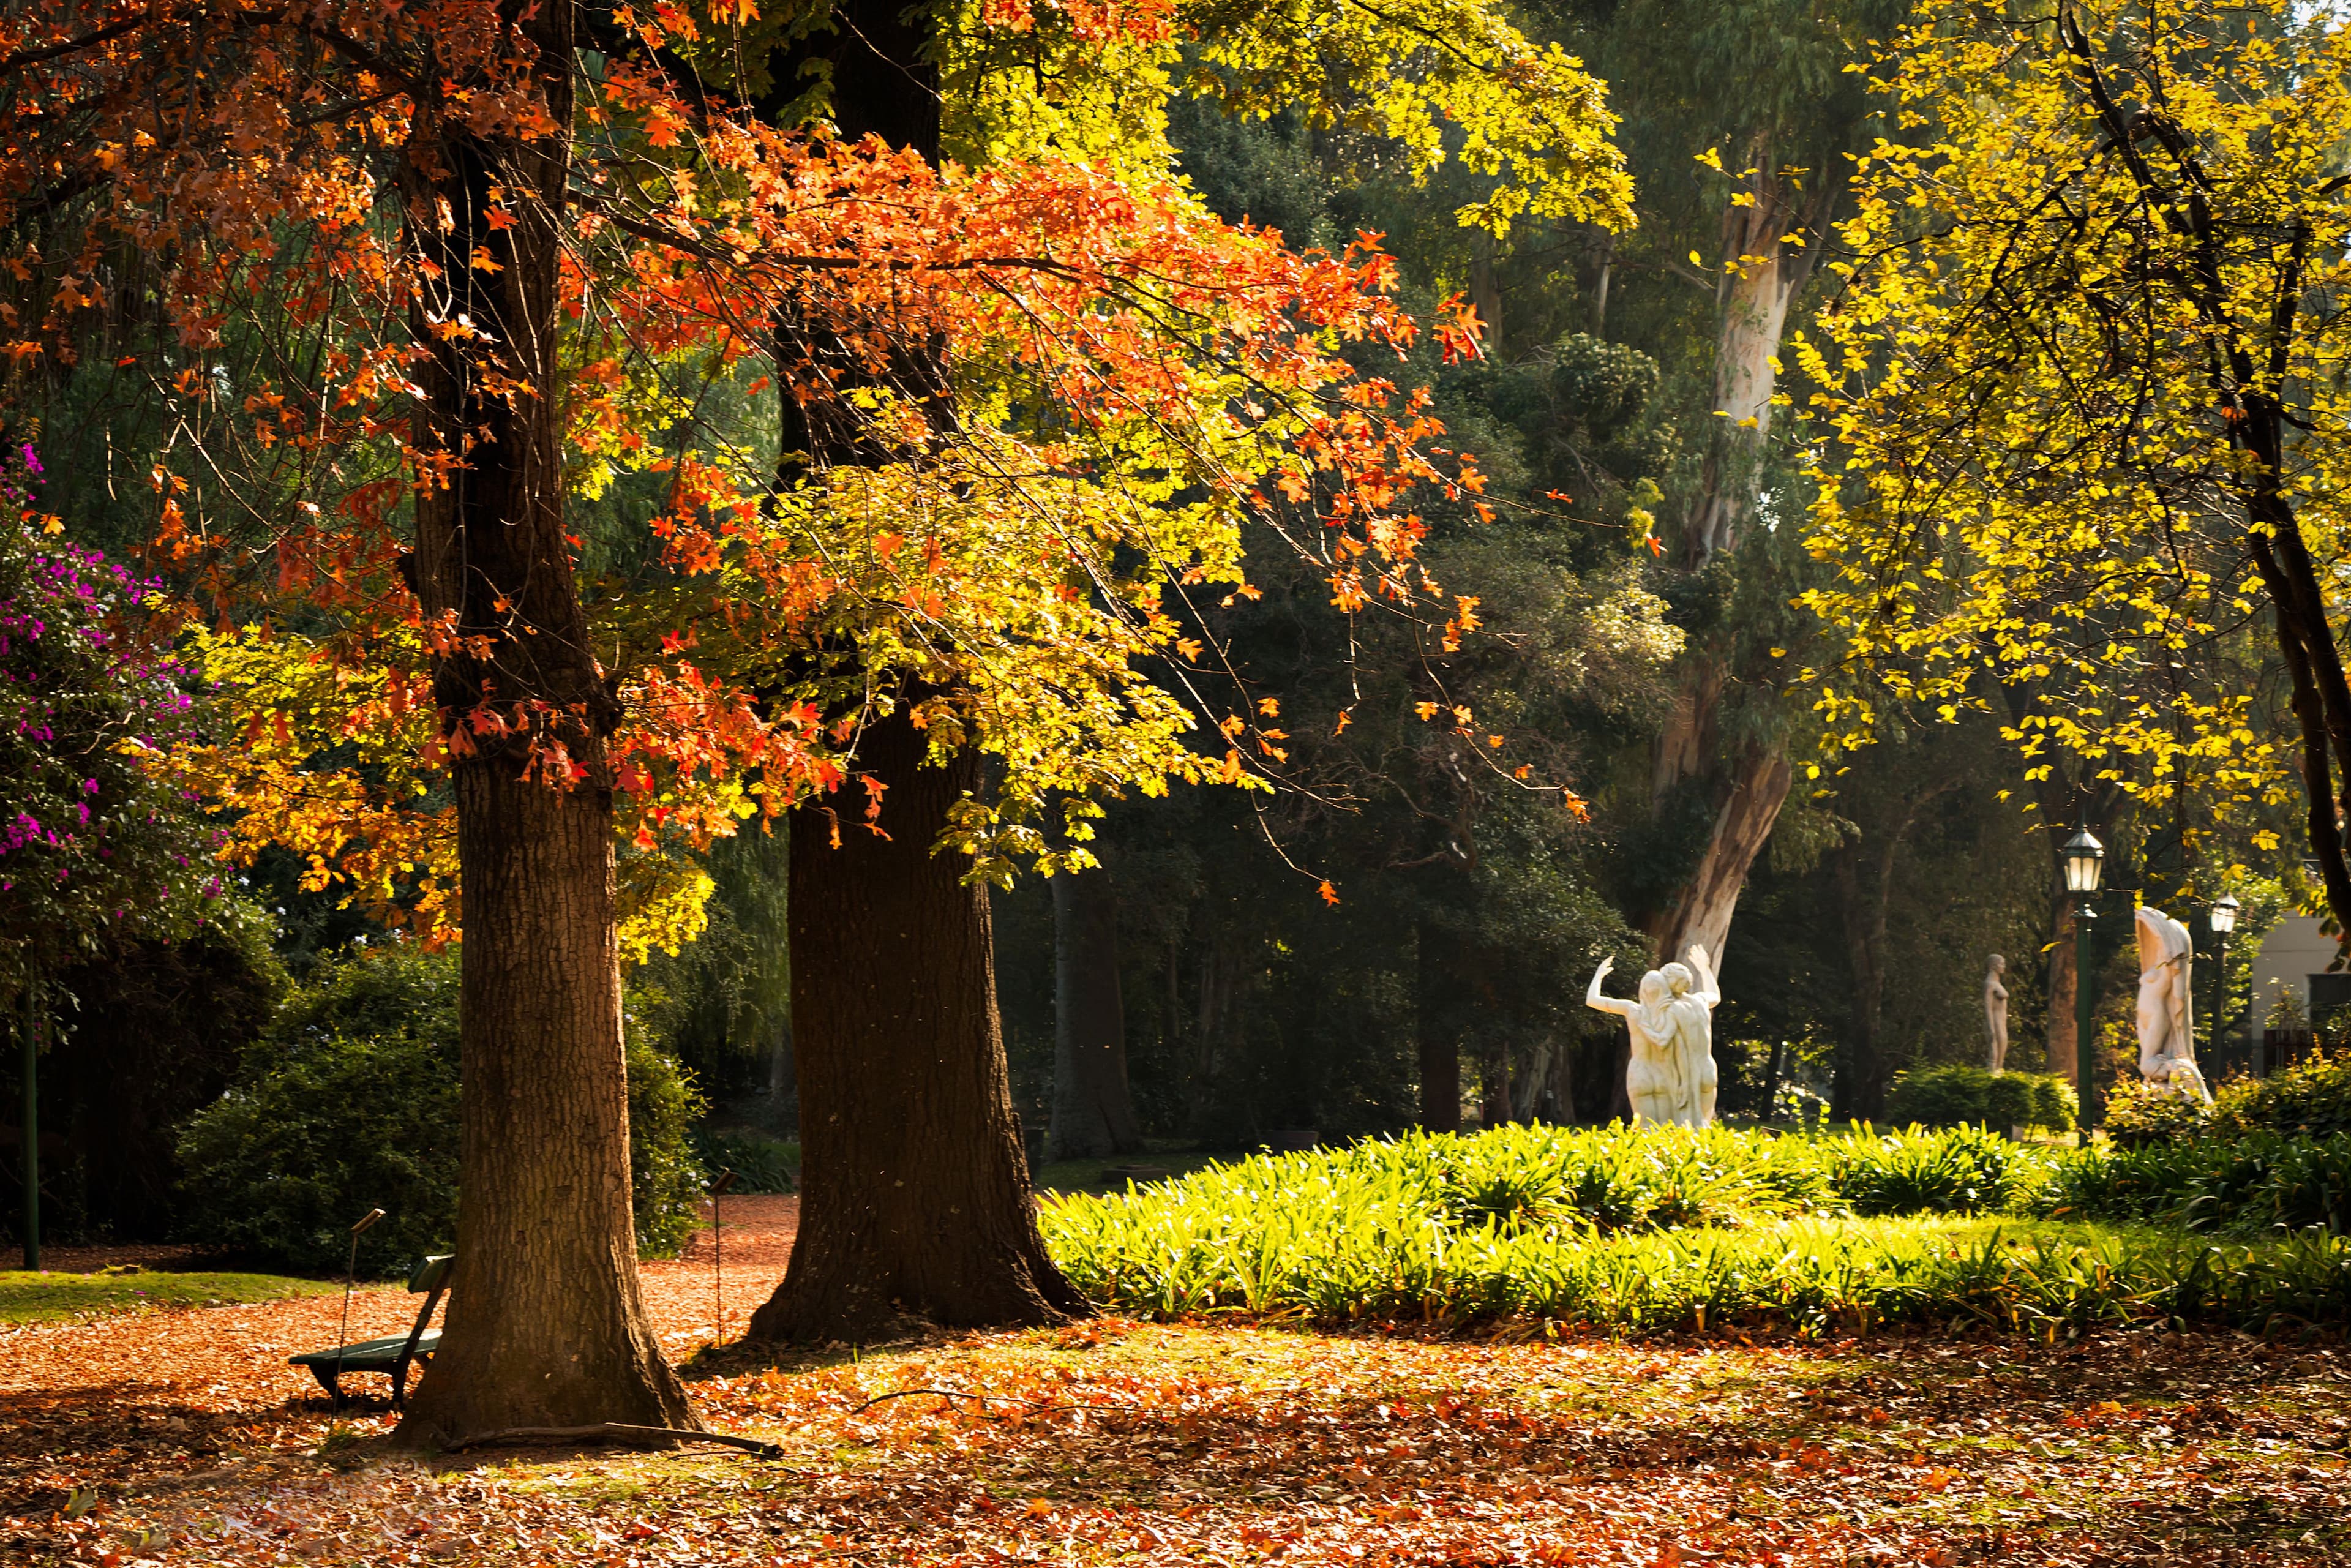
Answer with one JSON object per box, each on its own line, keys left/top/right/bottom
{"left": 1038, "top": 1125, "right": 2351, "bottom": 1333}
{"left": 0, "top": 1269, "right": 337, "bottom": 1326}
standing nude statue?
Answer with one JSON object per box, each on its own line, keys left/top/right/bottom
{"left": 1984, "top": 954, "right": 2009, "bottom": 1073}
{"left": 1662, "top": 945, "right": 1722, "bottom": 1127}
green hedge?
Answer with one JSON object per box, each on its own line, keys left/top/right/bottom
{"left": 176, "top": 947, "right": 706, "bottom": 1274}
{"left": 1883, "top": 1065, "right": 2076, "bottom": 1132}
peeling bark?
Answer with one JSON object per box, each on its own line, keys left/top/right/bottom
{"left": 1652, "top": 746, "right": 1793, "bottom": 969}
{"left": 1685, "top": 163, "right": 1837, "bottom": 568}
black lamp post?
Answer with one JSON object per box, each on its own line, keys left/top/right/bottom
{"left": 2063, "top": 825, "right": 2105, "bottom": 1142}
{"left": 2210, "top": 893, "right": 2239, "bottom": 1072}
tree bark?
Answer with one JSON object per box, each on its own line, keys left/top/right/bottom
{"left": 1468, "top": 231, "right": 1502, "bottom": 360}
{"left": 397, "top": 0, "right": 688, "bottom": 1438}
{"left": 1684, "top": 162, "right": 1836, "bottom": 568}
{"left": 1049, "top": 868, "right": 1143, "bottom": 1159}
{"left": 1829, "top": 787, "right": 1945, "bottom": 1122}
{"left": 1652, "top": 745, "right": 1793, "bottom": 968}
{"left": 749, "top": 703, "right": 1084, "bottom": 1341}
{"left": 1416, "top": 920, "right": 1462, "bottom": 1132}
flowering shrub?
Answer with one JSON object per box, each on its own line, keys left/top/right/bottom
{"left": 0, "top": 446, "right": 222, "bottom": 996}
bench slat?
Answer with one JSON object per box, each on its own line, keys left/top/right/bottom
{"left": 289, "top": 1329, "right": 441, "bottom": 1371}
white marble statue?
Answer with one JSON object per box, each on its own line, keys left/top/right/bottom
{"left": 1984, "top": 954, "right": 2009, "bottom": 1073}
{"left": 1586, "top": 945, "right": 1721, "bottom": 1127}
{"left": 2135, "top": 906, "right": 2212, "bottom": 1104}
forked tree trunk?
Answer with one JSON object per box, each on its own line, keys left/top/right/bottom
{"left": 749, "top": 704, "right": 1084, "bottom": 1340}
{"left": 397, "top": 0, "right": 688, "bottom": 1439}
{"left": 1652, "top": 746, "right": 1793, "bottom": 969}
{"left": 1049, "top": 869, "right": 1143, "bottom": 1159}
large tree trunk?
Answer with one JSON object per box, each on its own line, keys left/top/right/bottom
{"left": 1049, "top": 869, "right": 1143, "bottom": 1159}
{"left": 1652, "top": 746, "right": 1793, "bottom": 968}
{"left": 397, "top": 0, "right": 688, "bottom": 1439}
{"left": 749, "top": 703, "right": 1083, "bottom": 1340}
{"left": 405, "top": 772, "right": 690, "bottom": 1437}
{"left": 1684, "top": 163, "right": 1836, "bottom": 568}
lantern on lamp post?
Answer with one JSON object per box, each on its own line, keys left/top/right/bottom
{"left": 2210, "top": 893, "right": 2239, "bottom": 1071}
{"left": 2063, "top": 825, "right": 2105, "bottom": 1142}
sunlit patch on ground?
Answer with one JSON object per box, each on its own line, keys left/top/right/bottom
{"left": 10, "top": 1200, "right": 2350, "bottom": 1566}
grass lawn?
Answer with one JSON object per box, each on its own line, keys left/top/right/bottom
{"left": 0, "top": 1268, "right": 339, "bottom": 1326}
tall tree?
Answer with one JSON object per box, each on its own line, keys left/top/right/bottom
{"left": 1572, "top": 0, "right": 1903, "bottom": 968}
{"left": 3, "top": 0, "right": 1624, "bottom": 1400}
{"left": 1049, "top": 866, "right": 1144, "bottom": 1160}
{"left": 1799, "top": 0, "right": 2351, "bottom": 939}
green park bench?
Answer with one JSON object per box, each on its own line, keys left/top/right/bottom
{"left": 289, "top": 1253, "right": 451, "bottom": 1408}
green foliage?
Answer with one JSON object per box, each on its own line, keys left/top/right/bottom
{"left": 1823, "top": 1123, "right": 2016, "bottom": 1216}
{"left": 176, "top": 947, "right": 705, "bottom": 1274}
{"left": 2102, "top": 1076, "right": 2213, "bottom": 1149}
{"left": 2041, "top": 1135, "right": 2351, "bottom": 1237}
{"left": 2214, "top": 1051, "right": 2351, "bottom": 1140}
{"left": 1045, "top": 1165, "right": 2351, "bottom": 1334}
{"left": 626, "top": 1032, "right": 708, "bottom": 1258}
{"left": 688, "top": 1129, "right": 798, "bottom": 1195}
{"left": 1884, "top": 1067, "right": 2076, "bottom": 1134}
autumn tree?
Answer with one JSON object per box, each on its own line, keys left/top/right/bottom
{"left": 572, "top": 0, "right": 1633, "bottom": 1337}
{"left": 1798, "top": 0, "right": 2343, "bottom": 953}
{"left": 0, "top": 0, "right": 1627, "bottom": 1419}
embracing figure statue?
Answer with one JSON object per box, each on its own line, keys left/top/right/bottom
{"left": 1586, "top": 945, "right": 1722, "bottom": 1127}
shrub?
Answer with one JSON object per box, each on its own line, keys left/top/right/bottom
{"left": 2214, "top": 1049, "right": 2351, "bottom": 1139}
{"left": 176, "top": 947, "right": 705, "bottom": 1274}
{"left": 2041, "top": 1133, "right": 2351, "bottom": 1236}
{"left": 2102, "top": 1075, "right": 2212, "bottom": 1147}
{"left": 1829, "top": 1123, "right": 2016, "bottom": 1215}
{"left": 1884, "top": 1065, "right": 2075, "bottom": 1132}
{"left": 688, "top": 1129, "right": 798, "bottom": 1193}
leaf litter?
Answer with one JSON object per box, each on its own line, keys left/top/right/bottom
{"left": 9, "top": 1197, "right": 2351, "bottom": 1566}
